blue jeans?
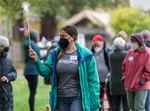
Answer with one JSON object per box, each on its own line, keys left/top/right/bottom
{"left": 57, "top": 97, "right": 82, "bottom": 111}
{"left": 145, "top": 90, "right": 150, "bottom": 111}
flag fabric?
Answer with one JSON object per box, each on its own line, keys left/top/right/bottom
{"left": 17, "top": 22, "right": 28, "bottom": 32}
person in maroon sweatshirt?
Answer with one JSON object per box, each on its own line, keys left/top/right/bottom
{"left": 122, "top": 33, "right": 150, "bottom": 111}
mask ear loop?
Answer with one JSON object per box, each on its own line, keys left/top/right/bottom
{"left": 65, "top": 36, "right": 73, "bottom": 50}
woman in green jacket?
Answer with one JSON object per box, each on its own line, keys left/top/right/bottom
{"left": 29, "top": 25, "right": 100, "bottom": 111}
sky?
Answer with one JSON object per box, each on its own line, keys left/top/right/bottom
{"left": 130, "top": 0, "right": 150, "bottom": 11}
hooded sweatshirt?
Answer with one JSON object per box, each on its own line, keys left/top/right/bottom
{"left": 23, "top": 30, "right": 41, "bottom": 75}
{"left": 122, "top": 48, "right": 150, "bottom": 92}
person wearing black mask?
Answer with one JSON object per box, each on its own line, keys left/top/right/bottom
{"left": 28, "top": 25, "right": 100, "bottom": 111}
{"left": 0, "top": 35, "right": 17, "bottom": 111}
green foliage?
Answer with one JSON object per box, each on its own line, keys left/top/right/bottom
{"left": 28, "top": 0, "right": 104, "bottom": 18}
{"left": 0, "top": 0, "right": 109, "bottom": 19}
{"left": 0, "top": 0, "right": 130, "bottom": 20}
{"left": 12, "top": 78, "right": 50, "bottom": 111}
{"left": 110, "top": 7, "right": 150, "bottom": 36}
{"left": 0, "top": 0, "right": 24, "bottom": 20}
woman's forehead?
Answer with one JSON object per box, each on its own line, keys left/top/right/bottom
{"left": 93, "top": 41, "right": 104, "bottom": 44}
{"left": 60, "top": 30, "right": 69, "bottom": 36}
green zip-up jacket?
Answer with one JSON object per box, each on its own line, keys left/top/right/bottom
{"left": 35, "top": 42, "right": 100, "bottom": 111}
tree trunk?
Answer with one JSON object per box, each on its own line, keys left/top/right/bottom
{"left": 41, "top": 13, "right": 56, "bottom": 40}
{"left": 12, "top": 16, "right": 24, "bottom": 41}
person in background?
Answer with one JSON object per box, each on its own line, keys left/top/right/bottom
{"left": 141, "top": 30, "right": 150, "bottom": 111}
{"left": 43, "top": 36, "right": 60, "bottom": 85}
{"left": 106, "top": 31, "right": 130, "bottom": 53}
{"left": 45, "top": 36, "right": 60, "bottom": 60}
{"left": 28, "top": 25, "right": 100, "bottom": 111}
{"left": 91, "top": 34, "right": 111, "bottom": 108}
{"left": 0, "top": 35, "right": 17, "bottom": 111}
{"left": 117, "top": 31, "right": 132, "bottom": 50}
{"left": 122, "top": 33, "right": 150, "bottom": 111}
{"left": 109, "top": 37, "right": 129, "bottom": 111}
{"left": 142, "top": 30, "right": 150, "bottom": 47}
{"left": 37, "top": 36, "right": 48, "bottom": 62}
{"left": 23, "top": 30, "right": 41, "bottom": 111}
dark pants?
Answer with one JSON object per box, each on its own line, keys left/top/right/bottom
{"left": 100, "top": 82, "right": 112, "bottom": 110}
{"left": 0, "top": 93, "right": 13, "bottom": 111}
{"left": 57, "top": 97, "right": 82, "bottom": 111}
{"left": 111, "top": 95, "right": 129, "bottom": 111}
{"left": 25, "top": 75, "right": 38, "bottom": 111}
{"left": 145, "top": 90, "right": 150, "bottom": 111}
{"left": 100, "top": 82, "right": 111, "bottom": 99}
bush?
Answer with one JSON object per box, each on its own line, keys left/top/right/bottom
{"left": 110, "top": 7, "right": 150, "bottom": 37}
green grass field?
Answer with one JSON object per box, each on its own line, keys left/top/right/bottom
{"left": 12, "top": 77, "right": 51, "bottom": 111}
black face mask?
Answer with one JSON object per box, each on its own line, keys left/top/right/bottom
{"left": 59, "top": 38, "right": 69, "bottom": 49}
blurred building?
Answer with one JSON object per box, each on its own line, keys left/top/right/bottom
{"left": 64, "top": 9, "right": 113, "bottom": 48}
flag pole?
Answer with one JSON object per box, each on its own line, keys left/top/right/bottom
{"left": 22, "top": 2, "right": 31, "bottom": 47}
{"left": 26, "top": 17, "right": 31, "bottom": 47}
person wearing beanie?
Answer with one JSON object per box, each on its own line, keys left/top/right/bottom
{"left": 109, "top": 37, "right": 129, "bottom": 111}
{"left": 30, "top": 30, "right": 40, "bottom": 42}
{"left": 91, "top": 34, "right": 111, "bottom": 109}
{"left": 0, "top": 35, "right": 17, "bottom": 111}
{"left": 122, "top": 33, "right": 150, "bottom": 111}
{"left": 141, "top": 30, "right": 150, "bottom": 111}
{"left": 23, "top": 30, "right": 41, "bottom": 111}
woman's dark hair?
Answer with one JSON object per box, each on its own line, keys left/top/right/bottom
{"left": 60, "top": 25, "right": 78, "bottom": 41}
{"left": 58, "top": 25, "right": 78, "bottom": 59}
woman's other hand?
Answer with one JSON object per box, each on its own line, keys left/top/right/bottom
{"left": 29, "top": 46, "right": 38, "bottom": 62}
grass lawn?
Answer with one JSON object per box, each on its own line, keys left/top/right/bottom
{"left": 12, "top": 77, "right": 51, "bottom": 111}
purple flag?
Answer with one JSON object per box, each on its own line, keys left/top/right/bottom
{"left": 17, "top": 22, "right": 28, "bottom": 32}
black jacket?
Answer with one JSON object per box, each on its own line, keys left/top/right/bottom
{"left": 0, "top": 52, "right": 17, "bottom": 110}
{"left": 109, "top": 48, "right": 126, "bottom": 95}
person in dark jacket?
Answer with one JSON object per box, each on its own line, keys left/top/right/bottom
{"left": 109, "top": 37, "right": 129, "bottom": 111}
{"left": 0, "top": 35, "right": 17, "bottom": 111}
{"left": 91, "top": 34, "right": 110, "bottom": 109}
{"left": 23, "top": 30, "right": 41, "bottom": 111}
{"left": 141, "top": 30, "right": 150, "bottom": 111}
